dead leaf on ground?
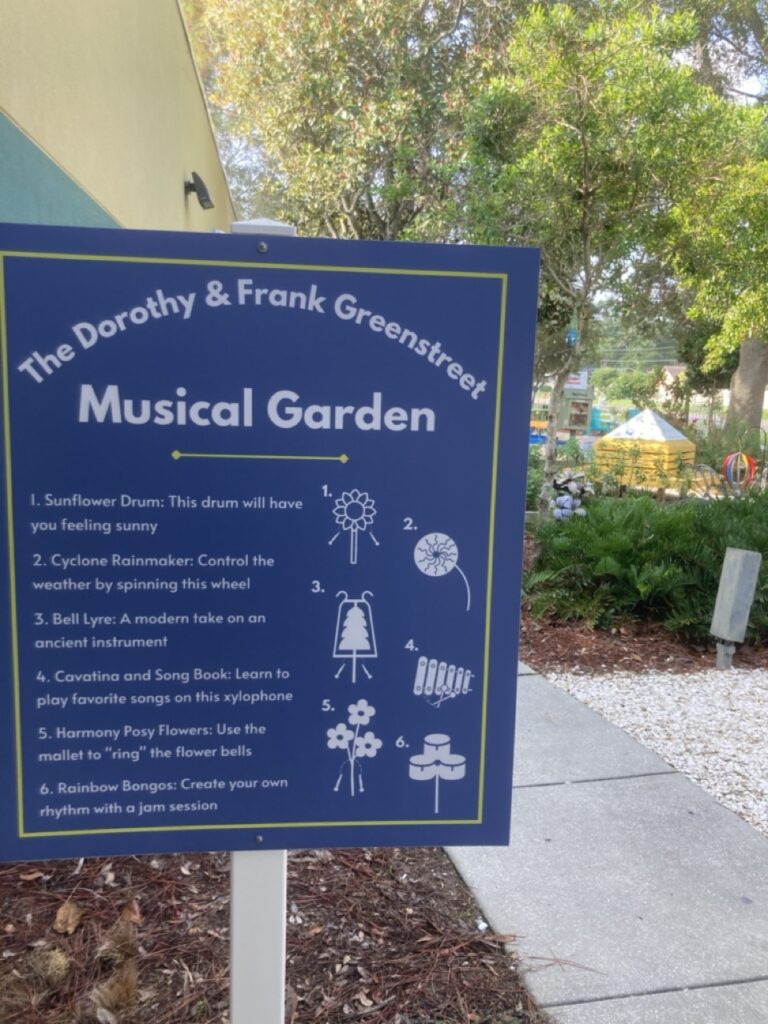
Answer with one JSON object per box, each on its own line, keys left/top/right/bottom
{"left": 119, "top": 899, "right": 142, "bottom": 924}
{"left": 87, "top": 960, "right": 138, "bottom": 1018}
{"left": 94, "top": 1009, "right": 118, "bottom": 1024}
{"left": 19, "top": 870, "right": 44, "bottom": 881}
{"left": 96, "top": 921, "right": 139, "bottom": 966}
{"left": 285, "top": 981, "right": 300, "bottom": 1023}
{"left": 29, "top": 947, "right": 71, "bottom": 988}
{"left": 95, "top": 862, "right": 116, "bottom": 888}
{"left": 53, "top": 900, "right": 83, "bottom": 935}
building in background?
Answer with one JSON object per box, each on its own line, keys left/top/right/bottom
{"left": 655, "top": 364, "right": 688, "bottom": 406}
{"left": 0, "top": 0, "right": 234, "bottom": 231}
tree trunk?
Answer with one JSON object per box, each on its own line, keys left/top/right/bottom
{"left": 538, "top": 362, "right": 572, "bottom": 516}
{"left": 724, "top": 338, "right": 768, "bottom": 433}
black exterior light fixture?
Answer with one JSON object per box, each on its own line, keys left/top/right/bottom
{"left": 184, "top": 171, "right": 215, "bottom": 210}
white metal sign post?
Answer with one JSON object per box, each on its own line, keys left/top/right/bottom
{"left": 229, "top": 220, "right": 295, "bottom": 1024}
{"left": 230, "top": 848, "right": 287, "bottom": 1024}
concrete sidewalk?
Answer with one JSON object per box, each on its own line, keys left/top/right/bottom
{"left": 448, "top": 667, "right": 768, "bottom": 1023}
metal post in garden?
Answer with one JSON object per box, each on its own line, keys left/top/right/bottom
{"left": 710, "top": 547, "right": 762, "bottom": 669}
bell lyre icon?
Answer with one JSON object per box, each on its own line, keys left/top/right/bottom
{"left": 333, "top": 591, "right": 377, "bottom": 683}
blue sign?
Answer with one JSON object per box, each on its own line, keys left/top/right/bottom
{"left": 0, "top": 223, "right": 538, "bottom": 859}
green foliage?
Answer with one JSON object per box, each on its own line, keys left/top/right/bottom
{"left": 182, "top": 0, "right": 768, "bottom": 443}
{"left": 526, "top": 446, "right": 544, "bottom": 512}
{"left": 465, "top": 4, "right": 740, "bottom": 295}
{"left": 525, "top": 493, "right": 768, "bottom": 642}
{"left": 690, "top": 422, "right": 768, "bottom": 469}
{"left": 591, "top": 367, "right": 661, "bottom": 408}
{"left": 670, "top": 0, "right": 768, "bottom": 98}
{"left": 671, "top": 154, "right": 768, "bottom": 367}
{"left": 674, "top": 316, "right": 736, "bottom": 394}
{"left": 186, "top": 0, "right": 513, "bottom": 239}
{"left": 558, "top": 438, "right": 585, "bottom": 466}
{"left": 464, "top": 2, "right": 745, "bottom": 499}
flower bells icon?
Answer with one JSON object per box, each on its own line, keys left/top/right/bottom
{"left": 329, "top": 489, "right": 379, "bottom": 565}
{"left": 328, "top": 699, "right": 382, "bottom": 796}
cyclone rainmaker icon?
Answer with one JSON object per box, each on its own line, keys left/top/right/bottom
{"left": 414, "top": 532, "right": 471, "bottom": 611}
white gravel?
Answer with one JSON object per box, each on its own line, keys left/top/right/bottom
{"left": 546, "top": 669, "right": 768, "bottom": 838}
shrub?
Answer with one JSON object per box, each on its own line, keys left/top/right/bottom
{"left": 525, "top": 446, "right": 543, "bottom": 511}
{"left": 524, "top": 492, "right": 768, "bottom": 643}
{"left": 689, "top": 423, "right": 768, "bottom": 472}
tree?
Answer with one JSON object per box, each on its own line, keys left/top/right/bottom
{"left": 184, "top": 0, "right": 514, "bottom": 240}
{"left": 598, "top": 259, "right": 733, "bottom": 424}
{"left": 591, "top": 367, "right": 663, "bottom": 409}
{"left": 671, "top": 154, "right": 768, "bottom": 429}
{"left": 662, "top": 0, "right": 768, "bottom": 101}
{"left": 464, "top": 3, "right": 748, "bottom": 511}
{"left": 655, "top": 0, "right": 768, "bottom": 426}
{"left": 529, "top": 278, "right": 586, "bottom": 400}
{"left": 182, "top": 0, "right": 269, "bottom": 217}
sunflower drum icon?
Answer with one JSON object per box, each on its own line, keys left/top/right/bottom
{"left": 329, "top": 489, "right": 379, "bottom": 565}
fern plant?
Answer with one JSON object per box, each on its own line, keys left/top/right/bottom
{"left": 524, "top": 492, "right": 768, "bottom": 642}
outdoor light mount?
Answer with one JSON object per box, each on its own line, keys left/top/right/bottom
{"left": 184, "top": 171, "right": 214, "bottom": 210}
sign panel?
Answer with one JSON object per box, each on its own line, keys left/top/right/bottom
{"left": 0, "top": 223, "right": 538, "bottom": 859}
{"left": 565, "top": 371, "right": 589, "bottom": 389}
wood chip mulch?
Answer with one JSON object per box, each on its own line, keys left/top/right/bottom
{"left": 286, "top": 847, "right": 547, "bottom": 1024}
{"left": 0, "top": 846, "right": 551, "bottom": 1024}
{"left": 519, "top": 534, "right": 768, "bottom": 676}
{"left": 519, "top": 608, "right": 768, "bottom": 676}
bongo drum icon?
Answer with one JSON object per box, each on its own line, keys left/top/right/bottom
{"left": 409, "top": 734, "right": 466, "bottom": 813}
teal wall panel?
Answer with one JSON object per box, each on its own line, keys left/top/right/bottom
{"left": 0, "top": 114, "right": 118, "bottom": 228}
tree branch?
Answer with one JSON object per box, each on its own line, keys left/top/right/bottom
{"left": 540, "top": 253, "right": 577, "bottom": 299}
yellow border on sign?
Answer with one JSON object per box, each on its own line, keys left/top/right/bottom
{"left": 28, "top": 816, "right": 474, "bottom": 838}
{"left": 478, "top": 272, "right": 508, "bottom": 816}
{"left": 0, "top": 249, "right": 509, "bottom": 840}
{"left": 0, "top": 249, "right": 502, "bottom": 280}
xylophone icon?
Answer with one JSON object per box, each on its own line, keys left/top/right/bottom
{"left": 413, "top": 656, "right": 472, "bottom": 707}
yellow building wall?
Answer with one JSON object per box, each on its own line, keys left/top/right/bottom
{"left": 0, "top": 0, "right": 235, "bottom": 231}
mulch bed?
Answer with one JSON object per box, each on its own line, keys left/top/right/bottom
{"left": 519, "top": 609, "right": 768, "bottom": 676}
{"left": 0, "top": 846, "right": 550, "bottom": 1024}
{"left": 286, "top": 847, "right": 548, "bottom": 1024}
{"left": 0, "top": 853, "right": 230, "bottom": 1024}
{"left": 518, "top": 534, "right": 768, "bottom": 676}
